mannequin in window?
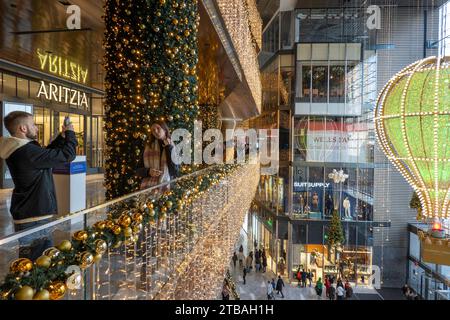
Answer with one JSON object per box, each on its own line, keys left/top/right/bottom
{"left": 343, "top": 197, "right": 351, "bottom": 219}
{"left": 312, "top": 192, "right": 319, "bottom": 211}
{"left": 325, "top": 194, "right": 333, "bottom": 216}
{"left": 299, "top": 194, "right": 305, "bottom": 214}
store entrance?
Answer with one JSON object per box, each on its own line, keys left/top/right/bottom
{"left": 292, "top": 244, "right": 373, "bottom": 286}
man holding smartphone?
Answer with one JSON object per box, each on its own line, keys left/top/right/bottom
{"left": 0, "top": 111, "right": 77, "bottom": 259}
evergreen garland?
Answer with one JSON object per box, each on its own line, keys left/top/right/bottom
{"left": 0, "top": 164, "right": 238, "bottom": 300}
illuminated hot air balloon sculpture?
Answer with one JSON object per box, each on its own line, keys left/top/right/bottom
{"left": 374, "top": 56, "right": 450, "bottom": 221}
{"left": 375, "top": 56, "right": 450, "bottom": 264}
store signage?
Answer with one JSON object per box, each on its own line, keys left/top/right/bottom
{"left": 294, "top": 182, "right": 330, "bottom": 189}
{"left": 295, "top": 121, "right": 367, "bottom": 163}
{"left": 36, "top": 80, "right": 89, "bottom": 109}
{"left": 37, "top": 49, "right": 88, "bottom": 84}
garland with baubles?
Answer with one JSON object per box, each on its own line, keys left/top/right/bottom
{"left": 0, "top": 164, "right": 237, "bottom": 300}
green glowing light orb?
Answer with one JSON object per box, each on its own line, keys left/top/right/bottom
{"left": 374, "top": 56, "right": 450, "bottom": 219}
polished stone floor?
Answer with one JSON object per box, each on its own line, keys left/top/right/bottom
{"left": 0, "top": 174, "right": 105, "bottom": 238}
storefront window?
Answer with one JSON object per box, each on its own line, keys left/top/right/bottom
{"left": 280, "top": 11, "right": 294, "bottom": 49}
{"left": 297, "top": 64, "right": 311, "bottom": 102}
{"left": 17, "top": 77, "right": 29, "bottom": 98}
{"left": 329, "top": 65, "right": 345, "bottom": 103}
{"left": 293, "top": 166, "right": 307, "bottom": 217}
{"left": 312, "top": 65, "right": 327, "bottom": 103}
{"left": 29, "top": 80, "right": 41, "bottom": 100}
{"left": 308, "top": 167, "right": 324, "bottom": 219}
{"left": 33, "top": 107, "right": 52, "bottom": 146}
{"left": 3, "top": 73, "right": 16, "bottom": 96}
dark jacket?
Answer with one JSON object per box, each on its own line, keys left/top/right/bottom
{"left": 276, "top": 278, "right": 285, "bottom": 291}
{"left": 0, "top": 131, "right": 77, "bottom": 223}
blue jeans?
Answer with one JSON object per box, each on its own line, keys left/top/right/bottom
{"left": 15, "top": 219, "right": 53, "bottom": 261}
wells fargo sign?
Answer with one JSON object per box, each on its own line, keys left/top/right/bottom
{"left": 37, "top": 49, "right": 88, "bottom": 84}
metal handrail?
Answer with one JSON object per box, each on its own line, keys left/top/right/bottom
{"left": 0, "top": 165, "right": 219, "bottom": 246}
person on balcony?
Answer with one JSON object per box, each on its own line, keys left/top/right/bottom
{"left": 137, "top": 121, "right": 179, "bottom": 189}
{"left": 0, "top": 111, "right": 77, "bottom": 260}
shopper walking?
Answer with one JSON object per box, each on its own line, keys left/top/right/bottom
{"left": 336, "top": 284, "right": 345, "bottom": 300}
{"left": 307, "top": 269, "right": 313, "bottom": 287}
{"left": 267, "top": 281, "right": 274, "bottom": 300}
{"left": 0, "top": 111, "right": 77, "bottom": 260}
{"left": 254, "top": 250, "right": 260, "bottom": 272}
{"left": 301, "top": 269, "right": 307, "bottom": 288}
{"left": 232, "top": 252, "right": 238, "bottom": 268}
{"left": 262, "top": 251, "right": 267, "bottom": 273}
{"left": 245, "top": 253, "right": 253, "bottom": 273}
{"left": 271, "top": 278, "right": 276, "bottom": 290}
{"left": 238, "top": 248, "right": 245, "bottom": 267}
{"left": 329, "top": 280, "right": 336, "bottom": 300}
{"left": 345, "top": 279, "right": 353, "bottom": 299}
{"left": 296, "top": 268, "right": 302, "bottom": 287}
{"left": 242, "top": 266, "right": 247, "bottom": 285}
{"left": 325, "top": 276, "right": 331, "bottom": 299}
{"left": 255, "top": 256, "right": 261, "bottom": 272}
{"left": 276, "top": 275, "right": 285, "bottom": 298}
{"left": 315, "top": 277, "right": 323, "bottom": 298}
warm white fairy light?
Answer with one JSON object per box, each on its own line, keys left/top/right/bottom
{"left": 157, "top": 164, "right": 260, "bottom": 299}
{"left": 374, "top": 56, "right": 450, "bottom": 219}
{"left": 216, "top": 0, "right": 262, "bottom": 111}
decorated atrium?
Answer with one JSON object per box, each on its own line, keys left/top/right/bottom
{"left": 0, "top": 0, "right": 449, "bottom": 307}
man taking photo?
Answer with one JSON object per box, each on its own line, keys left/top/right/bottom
{"left": 0, "top": 111, "right": 77, "bottom": 259}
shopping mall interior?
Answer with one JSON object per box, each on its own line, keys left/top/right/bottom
{"left": 0, "top": 0, "right": 449, "bottom": 302}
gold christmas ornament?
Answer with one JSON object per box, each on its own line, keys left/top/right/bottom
{"left": 72, "top": 230, "right": 88, "bottom": 242}
{"left": 105, "top": 220, "right": 115, "bottom": 229}
{"left": 43, "top": 247, "right": 60, "bottom": 259}
{"left": 35, "top": 255, "right": 52, "bottom": 268}
{"left": 18, "top": 258, "right": 33, "bottom": 272}
{"left": 79, "top": 251, "right": 94, "bottom": 269}
{"left": 14, "top": 286, "right": 34, "bottom": 300}
{"left": 112, "top": 225, "right": 122, "bottom": 235}
{"left": 132, "top": 212, "right": 143, "bottom": 223}
{"left": 48, "top": 281, "right": 67, "bottom": 300}
{"left": 124, "top": 227, "right": 133, "bottom": 237}
{"left": 10, "top": 258, "right": 33, "bottom": 273}
{"left": 93, "top": 221, "right": 107, "bottom": 230}
{"left": 94, "top": 239, "right": 107, "bottom": 254}
{"left": 33, "top": 289, "right": 50, "bottom": 300}
{"left": 118, "top": 213, "right": 132, "bottom": 227}
{"left": 57, "top": 240, "right": 72, "bottom": 252}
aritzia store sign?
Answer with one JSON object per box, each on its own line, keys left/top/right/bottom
{"left": 36, "top": 80, "right": 89, "bottom": 110}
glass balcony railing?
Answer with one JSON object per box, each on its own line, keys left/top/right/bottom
{"left": 0, "top": 163, "right": 260, "bottom": 300}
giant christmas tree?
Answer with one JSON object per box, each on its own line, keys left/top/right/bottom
{"left": 103, "top": 0, "right": 200, "bottom": 199}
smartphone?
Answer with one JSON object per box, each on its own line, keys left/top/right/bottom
{"left": 63, "top": 116, "right": 71, "bottom": 127}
